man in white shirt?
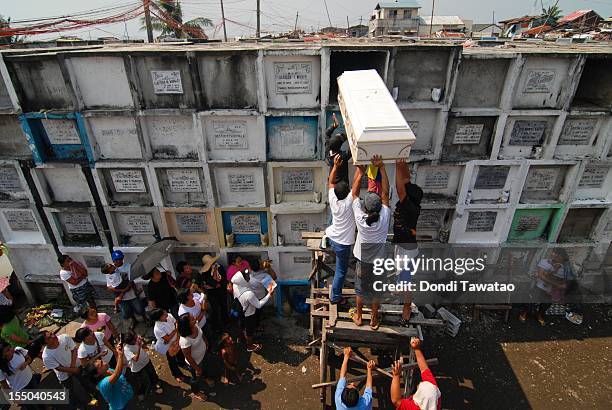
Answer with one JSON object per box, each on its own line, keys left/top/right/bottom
{"left": 58, "top": 255, "right": 96, "bottom": 311}
{"left": 351, "top": 156, "right": 391, "bottom": 330}
{"left": 325, "top": 155, "right": 356, "bottom": 305}
{"left": 102, "top": 257, "right": 144, "bottom": 331}
{"left": 40, "top": 331, "right": 91, "bottom": 407}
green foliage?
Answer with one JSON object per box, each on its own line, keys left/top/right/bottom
{"left": 0, "top": 15, "right": 24, "bottom": 44}
{"left": 140, "top": 1, "right": 212, "bottom": 39}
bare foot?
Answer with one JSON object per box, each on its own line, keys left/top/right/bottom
{"left": 190, "top": 392, "right": 208, "bottom": 402}
{"left": 221, "top": 376, "right": 229, "bottom": 385}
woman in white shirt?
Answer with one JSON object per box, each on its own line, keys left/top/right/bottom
{"left": 0, "top": 340, "right": 39, "bottom": 393}
{"left": 178, "top": 313, "right": 214, "bottom": 403}
{"left": 74, "top": 327, "right": 116, "bottom": 368}
{"left": 351, "top": 156, "right": 391, "bottom": 330}
{"left": 121, "top": 330, "right": 160, "bottom": 400}
{"left": 177, "top": 288, "right": 208, "bottom": 331}
{"left": 150, "top": 308, "right": 189, "bottom": 384}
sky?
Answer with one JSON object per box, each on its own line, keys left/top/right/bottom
{"left": 3, "top": 0, "right": 612, "bottom": 41}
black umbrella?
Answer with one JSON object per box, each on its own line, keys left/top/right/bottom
{"left": 131, "top": 238, "right": 179, "bottom": 279}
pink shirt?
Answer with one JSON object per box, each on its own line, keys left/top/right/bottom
{"left": 226, "top": 261, "right": 251, "bottom": 281}
{"left": 80, "top": 313, "right": 112, "bottom": 341}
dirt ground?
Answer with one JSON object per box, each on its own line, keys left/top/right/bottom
{"left": 28, "top": 304, "right": 612, "bottom": 409}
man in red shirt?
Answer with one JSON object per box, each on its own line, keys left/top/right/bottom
{"left": 391, "top": 337, "right": 441, "bottom": 410}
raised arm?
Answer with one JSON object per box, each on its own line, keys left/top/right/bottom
{"left": 106, "top": 319, "right": 119, "bottom": 341}
{"left": 324, "top": 113, "right": 340, "bottom": 149}
{"left": 372, "top": 155, "right": 390, "bottom": 206}
{"left": 339, "top": 346, "right": 351, "bottom": 379}
{"left": 391, "top": 359, "right": 404, "bottom": 407}
{"left": 366, "top": 360, "right": 374, "bottom": 390}
{"left": 411, "top": 337, "right": 429, "bottom": 373}
{"left": 328, "top": 154, "right": 343, "bottom": 189}
{"left": 395, "top": 158, "right": 409, "bottom": 202}
{"left": 108, "top": 344, "right": 124, "bottom": 385}
{"left": 351, "top": 165, "right": 365, "bottom": 199}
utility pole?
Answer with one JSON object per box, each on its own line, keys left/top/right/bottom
{"left": 347, "top": 16, "right": 350, "bottom": 33}
{"left": 256, "top": 0, "right": 261, "bottom": 38}
{"left": 143, "top": 0, "right": 154, "bottom": 43}
{"left": 220, "top": 0, "right": 228, "bottom": 42}
{"left": 295, "top": 11, "right": 299, "bottom": 33}
{"left": 429, "top": 0, "right": 435, "bottom": 37}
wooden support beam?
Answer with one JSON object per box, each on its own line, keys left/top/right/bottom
{"left": 331, "top": 320, "right": 418, "bottom": 338}
{"left": 310, "top": 309, "right": 444, "bottom": 327}
{"left": 302, "top": 231, "right": 325, "bottom": 239}
{"left": 320, "top": 319, "right": 328, "bottom": 404}
{"left": 328, "top": 342, "right": 394, "bottom": 378}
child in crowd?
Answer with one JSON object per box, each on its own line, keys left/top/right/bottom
{"left": 219, "top": 333, "right": 242, "bottom": 385}
{"left": 122, "top": 330, "right": 161, "bottom": 399}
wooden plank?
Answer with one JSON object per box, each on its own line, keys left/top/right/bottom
{"left": 332, "top": 320, "right": 418, "bottom": 338}
{"left": 328, "top": 286, "right": 338, "bottom": 327}
{"left": 320, "top": 320, "right": 328, "bottom": 405}
{"left": 313, "top": 287, "right": 356, "bottom": 295}
{"left": 474, "top": 304, "right": 512, "bottom": 310}
{"left": 302, "top": 231, "right": 325, "bottom": 239}
{"left": 328, "top": 342, "right": 394, "bottom": 378}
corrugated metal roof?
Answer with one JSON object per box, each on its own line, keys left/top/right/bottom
{"left": 376, "top": 1, "right": 421, "bottom": 9}
{"left": 420, "top": 16, "right": 465, "bottom": 26}
{"left": 558, "top": 9, "right": 594, "bottom": 23}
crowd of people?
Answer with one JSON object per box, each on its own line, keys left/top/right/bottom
{"left": 0, "top": 248, "right": 278, "bottom": 409}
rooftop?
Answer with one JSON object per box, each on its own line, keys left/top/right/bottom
{"left": 376, "top": 1, "right": 421, "bottom": 10}
{"left": 420, "top": 16, "right": 465, "bottom": 26}
{"left": 558, "top": 9, "right": 595, "bottom": 23}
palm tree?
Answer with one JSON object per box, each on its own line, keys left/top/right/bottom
{"left": 140, "top": 1, "right": 212, "bottom": 39}
{"left": 0, "top": 15, "right": 23, "bottom": 44}
{"left": 541, "top": 4, "right": 563, "bottom": 25}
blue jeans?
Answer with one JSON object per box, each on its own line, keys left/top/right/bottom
{"left": 329, "top": 239, "right": 351, "bottom": 302}
{"left": 120, "top": 297, "right": 145, "bottom": 319}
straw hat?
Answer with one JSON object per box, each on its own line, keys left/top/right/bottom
{"left": 201, "top": 254, "right": 220, "bottom": 272}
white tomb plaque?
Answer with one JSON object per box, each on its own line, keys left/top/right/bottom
{"left": 124, "top": 214, "right": 155, "bottom": 235}
{"left": 417, "top": 211, "right": 443, "bottom": 230}
{"left": 516, "top": 215, "right": 543, "bottom": 232}
{"left": 41, "top": 119, "right": 81, "bottom": 145}
{"left": 452, "top": 124, "right": 484, "bottom": 145}
{"left": 558, "top": 119, "right": 597, "bottom": 145}
{"left": 274, "top": 62, "right": 312, "bottom": 94}
{"left": 290, "top": 220, "right": 309, "bottom": 231}
{"left": 62, "top": 213, "right": 96, "bottom": 234}
{"left": 176, "top": 213, "right": 208, "bottom": 234}
{"left": 228, "top": 173, "right": 255, "bottom": 192}
{"left": 509, "top": 120, "right": 546, "bottom": 146}
{"left": 280, "top": 127, "right": 304, "bottom": 146}
{"left": 423, "top": 170, "right": 450, "bottom": 189}
{"left": 0, "top": 168, "right": 22, "bottom": 192}
{"left": 212, "top": 121, "right": 248, "bottom": 150}
{"left": 524, "top": 70, "right": 556, "bottom": 93}
{"left": 110, "top": 170, "right": 146, "bottom": 193}
{"left": 578, "top": 166, "right": 608, "bottom": 189}
{"left": 525, "top": 168, "right": 558, "bottom": 191}
{"left": 151, "top": 70, "right": 183, "bottom": 94}
{"left": 230, "top": 214, "right": 261, "bottom": 234}
{"left": 99, "top": 124, "right": 138, "bottom": 139}
{"left": 282, "top": 169, "right": 314, "bottom": 193}
{"left": 474, "top": 166, "right": 509, "bottom": 189}
{"left": 293, "top": 255, "right": 311, "bottom": 264}
{"left": 166, "top": 169, "right": 202, "bottom": 193}
{"left": 3, "top": 210, "right": 38, "bottom": 231}
{"left": 466, "top": 211, "right": 497, "bottom": 232}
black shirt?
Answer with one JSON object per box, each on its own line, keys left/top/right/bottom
{"left": 325, "top": 124, "right": 352, "bottom": 185}
{"left": 393, "top": 183, "right": 423, "bottom": 244}
{"left": 201, "top": 264, "right": 228, "bottom": 293}
{"left": 145, "top": 271, "right": 178, "bottom": 311}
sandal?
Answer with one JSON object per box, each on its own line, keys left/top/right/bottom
{"left": 190, "top": 392, "right": 208, "bottom": 402}
{"left": 518, "top": 312, "right": 527, "bottom": 323}
{"left": 349, "top": 307, "right": 362, "bottom": 326}
{"left": 247, "top": 343, "right": 262, "bottom": 352}
{"left": 565, "top": 312, "right": 583, "bottom": 325}
{"left": 370, "top": 314, "right": 381, "bottom": 331}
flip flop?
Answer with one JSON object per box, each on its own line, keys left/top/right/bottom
{"left": 348, "top": 307, "right": 362, "bottom": 326}
{"left": 190, "top": 392, "right": 208, "bottom": 402}
{"left": 370, "top": 314, "right": 381, "bottom": 331}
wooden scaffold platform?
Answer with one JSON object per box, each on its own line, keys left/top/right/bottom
{"left": 302, "top": 232, "right": 444, "bottom": 409}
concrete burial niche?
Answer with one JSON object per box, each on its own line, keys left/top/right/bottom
{"left": 520, "top": 164, "right": 573, "bottom": 204}
{"left": 66, "top": 55, "right": 134, "bottom": 109}
{"left": 452, "top": 57, "right": 510, "bottom": 108}
{"left": 217, "top": 209, "right": 270, "bottom": 247}
{"left": 348, "top": 165, "right": 397, "bottom": 202}
{"left": 201, "top": 112, "right": 266, "bottom": 162}
{"left": 450, "top": 208, "right": 510, "bottom": 244}
{"left": 392, "top": 47, "right": 454, "bottom": 104}
{"left": 0, "top": 56, "right": 17, "bottom": 112}
{"left": 507, "top": 207, "right": 563, "bottom": 242}
{"left": 0, "top": 161, "right": 29, "bottom": 203}
{"left": 197, "top": 51, "right": 259, "bottom": 109}
{"left": 211, "top": 165, "right": 266, "bottom": 208}
{"left": 160, "top": 208, "right": 218, "bottom": 247}
{"left": 266, "top": 116, "right": 319, "bottom": 160}
{"left": 8, "top": 245, "right": 59, "bottom": 281}
{"left": 264, "top": 54, "right": 321, "bottom": 109}
{"left": 574, "top": 163, "right": 612, "bottom": 202}
{"left": 140, "top": 112, "right": 200, "bottom": 160}
{"left": 0, "top": 115, "right": 30, "bottom": 159}
{"left": 222, "top": 250, "right": 270, "bottom": 269}
{"left": 463, "top": 163, "right": 521, "bottom": 205}
{"left": 94, "top": 165, "right": 153, "bottom": 206}
{"left": 499, "top": 116, "right": 556, "bottom": 159}
{"left": 169, "top": 249, "right": 217, "bottom": 272}
{"left": 572, "top": 56, "right": 612, "bottom": 111}
{"left": 106, "top": 207, "right": 161, "bottom": 247}
{"left": 401, "top": 109, "right": 440, "bottom": 158}
{"left": 512, "top": 55, "right": 576, "bottom": 109}
{"left": 441, "top": 115, "right": 497, "bottom": 161}
{"left": 415, "top": 208, "right": 453, "bottom": 242}
{"left": 46, "top": 208, "right": 105, "bottom": 247}
{"left": 6, "top": 55, "right": 74, "bottom": 111}
{"left": 133, "top": 53, "right": 197, "bottom": 109}
{"left": 413, "top": 164, "right": 463, "bottom": 206}
{"left": 268, "top": 161, "right": 326, "bottom": 214}
{"left": 31, "top": 165, "right": 93, "bottom": 206}
{"left": 151, "top": 164, "right": 212, "bottom": 207}
{"left": 274, "top": 212, "right": 326, "bottom": 246}
{"left": 554, "top": 115, "right": 603, "bottom": 159}
{"left": 277, "top": 250, "right": 312, "bottom": 281}
{"left": 558, "top": 207, "right": 606, "bottom": 242}
{"left": 0, "top": 206, "right": 46, "bottom": 244}
{"left": 83, "top": 113, "right": 144, "bottom": 160}
{"left": 20, "top": 114, "right": 93, "bottom": 164}
{"left": 329, "top": 49, "right": 388, "bottom": 104}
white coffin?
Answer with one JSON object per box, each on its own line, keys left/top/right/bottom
{"left": 337, "top": 70, "right": 416, "bottom": 164}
